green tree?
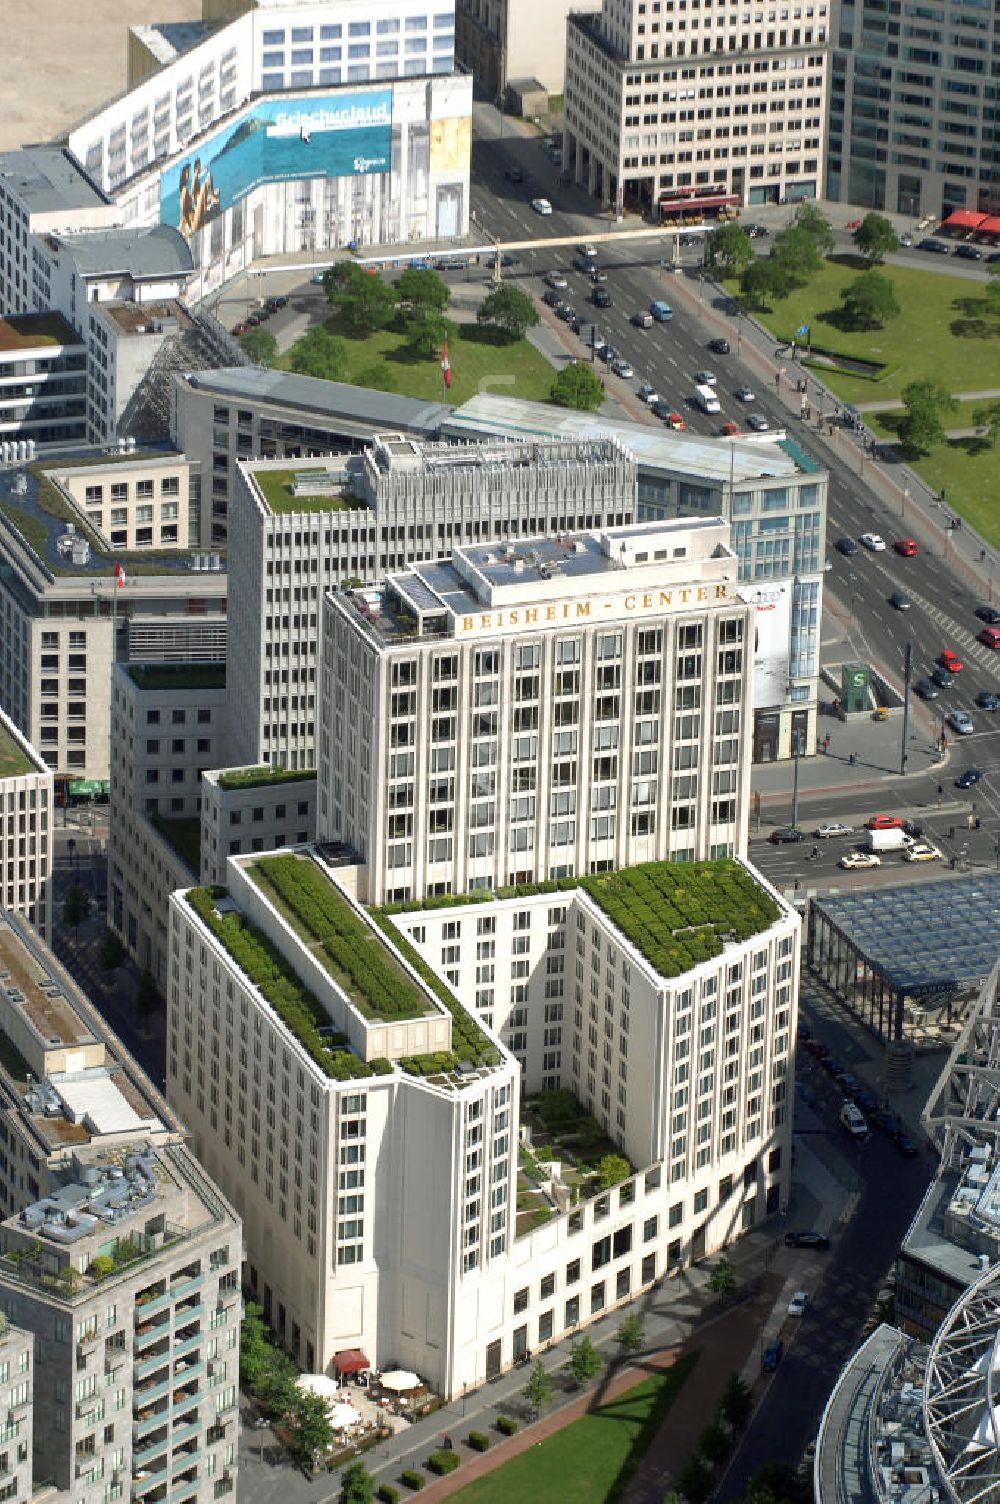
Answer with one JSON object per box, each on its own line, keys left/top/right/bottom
{"left": 568, "top": 1335, "right": 604, "bottom": 1387}
{"left": 550, "top": 361, "right": 605, "bottom": 410}
{"left": 746, "top": 1462, "right": 810, "bottom": 1503}
{"left": 739, "top": 257, "right": 791, "bottom": 310}
{"left": 524, "top": 1360, "right": 554, "bottom": 1415}
{"left": 135, "top": 971, "right": 161, "bottom": 1022}
{"left": 404, "top": 311, "right": 451, "bottom": 359}
{"left": 792, "top": 200, "right": 835, "bottom": 254}
{"left": 324, "top": 262, "right": 397, "bottom": 333}
{"left": 397, "top": 266, "right": 451, "bottom": 320}
{"left": 97, "top": 928, "right": 126, "bottom": 971}
{"left": 62, "top": 882, "right": 91, "bottom": 943}
{"left": 285, "top": 1389, "right": 334, "bottom": 1470}
{"left": 353, "top": 360, "right": 399, "bottom": 393}
{"left": 853, "top": 212, "right": 899, "bottom": 264}
{"left": 597, "top": 1152, "right": 632, "bottom": 1189}
{"left": 708, "top": 222, "right": 754, "bottom": 273}
{"left": 899, "top": 378, "right": 956, "bottom": 455}
{"left": 477, "top": 283, "right": 540, "bottom": 341}
{"left": 700, "top": 1419, "right": 733, "bottom": 1464}
{"left": 839, "top": 269, "right": 901, "bottom": 330}
{"left": 720, "top": 1371, "right": 753, "bottom": 1431}
{"left": 677, "top": 1453, "right": 714, "bottom": 1504}
{"left": 616, "top": 1312, "right": 645, "bottom": 1355}
{"left": 709, "top": 1257, "right": 738, "bottom": 1298}
{"left": 289, "top": 327, "right": 348, "bottom": 380}
{"left": 255, "top": 1355, "right": 299, "bottom": 1418}
{"left": 771, "top": 225, "right": 822, "bottom": 283}
{"left": 240, "top": 1302, "right": 272, "bottom": 1390}
{"left": 341, "top": 1460, "right": 375, "bottom": 1504}
{"left": 973, "top": 397, "right": 1000, "bottom": 446}
{"left": 239, "top": 327, "right": 279, "bottom": 365}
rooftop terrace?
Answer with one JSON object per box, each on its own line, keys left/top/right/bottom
{"left": 250, "top": 463, "right": 365, "bottom": 516}
{"left": 0, "top": 916, "right": 98, "bottom": 1051}
{"left": 0, "top": 721, "right": 39, "bottom": 779}
{"left": 214, "top": 765, "right": 315, "bottom": 791}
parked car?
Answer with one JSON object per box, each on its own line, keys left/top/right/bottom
{"left": 890, "top": 591, "right": 911, "bottom": 611}
{"left": 977, "top": 690, "right": 1000, "bottom": 711}
{"left": 815, "top": 822, "right": 853, "bottom": 838}
{"left": 770, "top": 827, "right": 804, "bottom": 844}
{"left": 542, "top": 289, "right": 564, "bottom": 308}
{"left": 556, "top": 303, "right": 576, "bottom": 322}
{"left": 803, "top": 1039, "right": 831, "bottom": 1059}
{"left": 784, "top": 1231, "right": 831, "bottom": 1250}
{"left": 894, "top": 538, "right": 919, "bottom": 556}
{"left": 899, "top": 233, "right": 913, "bottom": 247}
{"left": 841, "top": 851, "right": 881, "bottom": 870}
{"left": 940, "top": 649, "right": 964, "bottom": 673}
{"left": 854, "top": 1088, "right": 878, "bottom": 1114}
{"left": 708, "top": 337, "right": 731, "bottom": 354}
{"left": 956, "top": 766, "right": 983, "bottom": 788}
{"left": 918, "top": 238, "right": 950, "bottom": 254}
{"left": 975, "top": 604, "right": 1000, "bottom": 624}
{"left": 500, "top": 253, "right": 521, "bottom": 268}
{"left": 762, "top": 1339, "right": 784, "bottom": 1372}
{"left": 871, "top": 1108, "right": 897, "bottom": 1135}
{"left": 835, "top": 536, "right": 859, "bottom": 555}
{"left": 955, "top": 243, "right": 984, "bottom": 260}
{"left": 840, "top": 1102, "right": 869, "bottom": 1140}
{"left": 867, "top": 814, "right": 903, "bottom": 830}
{"left": 264, "top": 295, "right": 288, "bottom": 312}
{"left": 650, "top": 400, "right": 673, "bottom": 420}
{"left": 612, "top": 358, "right": 634, "bottom": 378}
{"left": 746, "top": 414, "right": 770, "bottom": 432}
{"left": 947, "top": 710, "right": 975, "bottom": 735}
{"left": 637, "top": 382, "right": 659, "bottom": 404}
{"left": 787, "top": 1291, "right": 809, "bottom": 1317}
{"left": 735, "top": 385, "right": 755, "bottom": 403}
{"left": 861, "top": 532, "right": 886, "bottom": 551}
{"left": 914, "top": 677, "right": 939, "bottom": 700}
{"left": 895, "top": 1131, "right": 918, "bottom": 1157}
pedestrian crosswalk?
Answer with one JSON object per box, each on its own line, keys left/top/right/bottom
{"left": 900, "top": 586, "right": 1000, "bottom": 679}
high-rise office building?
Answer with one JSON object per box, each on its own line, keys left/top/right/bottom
{"left": 319, "top": 518, "right": 752, "bottom": 904}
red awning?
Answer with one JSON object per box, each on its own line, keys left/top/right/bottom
{"left": 333, "top": 1349, "right": 370, "bottom": 1374}
{"left": 978, "top": 216, "right": 1000, "bottom": 235}
{"left": 942, "top": 209, "right": 987, "bottom": 229}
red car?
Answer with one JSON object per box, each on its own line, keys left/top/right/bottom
{"left": 867, "top": 814, "right": 903, "bottom": 830}
{"left": 939, "top": 650, "right": 964, "bottom": 673}
{"left": 720, "top": 420, "right": 741, "bottom": 436}
{"left": 894, "top": 538, "right": 918, "bottom": 557}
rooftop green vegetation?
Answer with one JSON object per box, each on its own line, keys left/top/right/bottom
{"left": 367, "top": 911, "right": 498, "bottom": 1069}
{"left": 0, "top": 723, "right": 36, "bottom": 779}
{"left": 253, "top": 467, "right": 360, "bottom": 515}
{"left": 126, "top": 664, "right": 226, "bottom": 691}
{"left": 380, "top": 859, "right": 781, "bottom": 979}
{"left": 151, "top": 814, "right": 201, "bottom": 875}
{"left": 249, "top": 854, "right": 433, "bottom": 1023}
{"left": 217, "top": 765, "right": 315, "bottom": 791}
{"left": 0, "top": 312, "right": 80, "bottom": 352}
{"left": 186, "top": 886, "right": 390, "bottom": 1082}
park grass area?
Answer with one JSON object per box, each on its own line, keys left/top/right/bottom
{"left": 866, "top": 405, "right": 1000, "bottom": 546}
{"left": 449, "top": 1353, "right": 698, "bottom": 1504}
{"left": 724, "top": 256, "right": 1000, "bottom": 404}
{"left": 280, "top": 316, "right": 557, "bottom": 404}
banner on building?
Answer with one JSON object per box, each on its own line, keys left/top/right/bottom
{"left": 737, "top": 581, "right": 792, "bottom": 709}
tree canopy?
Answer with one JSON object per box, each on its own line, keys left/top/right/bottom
{"left": 708, "top": 222, "right": 754, "bottom": 272}
{"left": 239, "top": 327, "right": 279, "bottom": 365}
{"left": 323, "top": 262, "right": 397, "bottom": 333}
{"left": 288, "top": 326, "right": 348, "bottom": 380}
{"left": 791, "top": 200, "right": 835, "bottom": 255}
{"left": 550, "top": 361, "right": 605, "bottom": 410}
{"left": 853, "top": 212, "right": 899, "bottom": 264}
{"left": 568, "top": 1335, "right": 604, "bottom": 1386}
{"left": 899, "top": 378, "right": 956, "bottom": 455}
{"left": 839, "top": 269, "right": 901, "bottom": 330}
{"left": 477, "top": 283, "right": 540, "bottom": 341}
{"left": 771, "top": 224, "right": 823, "bottom": 283}
{"left": 740, "top": 257, "right": 791, "bottom": 309}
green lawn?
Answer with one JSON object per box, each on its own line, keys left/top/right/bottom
{"left": 281, "top": 316, "right": 557, "bottom": 404}
{"left": 253, "top": 467, "right": 358, "bottom": 515}
{"left": 0, "top": 725, "right": 35, "bottom": 779}
{"left": 448, "top": 1354, "right": 697, "bottom": 1504}
{"left": 726, "top": 255, "right": 1000, "bottom": 404}
{"left": 865, "top": 405, "right": 1000, "bottom": 546}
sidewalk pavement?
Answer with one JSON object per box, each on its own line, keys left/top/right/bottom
{"left": 854, "top": 388, "right": 1000, "bottom": 412}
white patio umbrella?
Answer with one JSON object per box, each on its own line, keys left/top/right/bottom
{"left": 380, "top": 1369, "right": 421, "bottom": 1392}
{"left": 296, "top": 1373, "right": 341, "bottom": 1403}
{"left": 328, "top": 1401, "right": 361, "bottom": 1430}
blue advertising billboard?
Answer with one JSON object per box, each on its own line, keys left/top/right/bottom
{"left": 160, "top": 90, "right": 393, "bottom": 237}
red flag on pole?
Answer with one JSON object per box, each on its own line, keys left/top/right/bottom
{"left": 114, "top": 563, "right": 126, "bottom": 589}
{"left": 441, "top": 336, "right": 452, "bottom": 390}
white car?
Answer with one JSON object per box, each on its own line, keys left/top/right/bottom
{"left": 947, "top": 710, "right": 974, "bottom": 735}
{"left": 903, "top": 843, "right": 943, "bottom": 863}
{"left": 613, "top": 360, "right": 634, "bottom": 378}
{"left": 695, "top": 369, "right": 718, "bottom": 386}
{"left": 860, "top": 533, "right": 886, "bottom": 551}
{"left": 840, "top": 851, "right": 881, "bottom": 870}
{"left": 637, "top": 383, "right": 661, "bottom": 406}
{"left": 735, "top": 385, "right": 754, "bottom": 403}
{"left": 815, "top": 822, "right": 853, "bottom": 839}
{"left": 788, "top": 1291, "right": 809, "bottom": 1317}
{"left": 544, "top": 271, "right": 568, "bottom": 290}
{"left": 531, "top": 198, "right": 553, "bottom": 215}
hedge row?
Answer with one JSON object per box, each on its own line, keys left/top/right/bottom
{"left": 254, "top": 856, "right": 429, "bottom": 1022}
{"left": 369, "top": 911, "right": 498, "bottom": 1068}
{"left": 467, "top": 1431, "right": 490, "bottom": 1452}
{"left": 496, "top": 1415, "right": 518, "bottom": 1436}
{"left": 187, "top": 887, "right": 390, "bottom": 1081}
{"left": 377, "top": 1487, "right": 400, "bottom": 1504}
{"left": 400, "top": 1469, "right": 425, "bottom": 1490}
{"left": 427, "top": 1451, "right": 460, "bottom": 1475}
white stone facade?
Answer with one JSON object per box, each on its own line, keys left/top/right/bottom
{"left": 200, "top": 766, "right": 317, "bottom": 885}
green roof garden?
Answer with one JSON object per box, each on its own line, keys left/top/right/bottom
{"left": 379, "top": 859, "right": 782, "bottom": 979}
{"left": 217, "top": 765, "right": 315, "bottom": 791}
{"left": 151, "top": 814, "right": 200, "bottom": 875}
{"left": 126, "top": 664, "right": 225, "bottom": 692}
{"left": 185, "top": 885, "right": 390, "bottom": 1082}
{"left": 0, "top": 723, "right": 37, "bottom": 780}
{"left": 0, "top": 312, "right": 81, "bottom": 353}
{"left": 252, "top": 466, "right": 365, "bottom": 515}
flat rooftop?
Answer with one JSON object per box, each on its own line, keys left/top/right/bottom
{"left": 363, "top": 432, "right": 628, "bottom": 484}
{"left": 60, "top": 226, "right": 192, "bottom": 282}
{"left": 183, "top": 366, "right": 449, "bottom": 437}
{"left": 442, "top": 393, "right": 807, "bottom": 482}
{"left": 902, "top": 1170, "right": 992, "bottom": 1291}
{"left": 131, "top": 19, "right": 211, "bottom": 64}
{"left": 0, "top": 916, "right": 98, "bottom": 1051}
{"left": 0, "top": 145, "right": 108, "bottom": 214}
{"left": 0, "top": 312, "right": 82, "bottom": 354}
{"left": 249, "top": 461, "right": 366, "bottom": 516}
{"left": 813, "top": 873, "right": 1000, "bottom": 995}
{"left": 125, "top": 663, "right": 225, "bottom": 692}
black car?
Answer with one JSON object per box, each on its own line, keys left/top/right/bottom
{"left": 835, "top": 536, "right": 859, "bottom": 555}
{"left": 504, "top": 166, "right": 524, "bottom": 183}
{"left": 650, "top": 400, "right": 673, "bottom": 420}
{"left": 542, "top": 289, "right": 563, "bottom": 308}
{"left": 784, "top": 1231, "right": 831, "bottom": 1250}
{"left": 956, "top": 766, "right": 982, "bottom": 789}
{"left": 556, "top": 304, "right": 576, "bottom": 322}
{"left": 889, "top": 591, "right": 911, "bottom": 611}
{"left": 708, "top": 337, "right": 731, "bottom": 354}
{"left": 264, "top": 295, "right": 288, "bottom": 312}
{"left": 914, "top": 677, "right": 939, "bottom": 700}
{"left": 902, "top": 819, "right": 924, "bottom": 839}
{"left": 871, "top": 1108, "right": 898, "bottom": 1135}
{"left": 976, "top": 604, "right": 1000, "bottom": 624}
{"left": 500, "top": 254, "right": 520, "bottom": 268}
{"left": 919, "top": 238, "right": 950, "bottom": 254}
{"left": 895, "top": 1131, "right": 918, "bottom": 1157}
{"left": 955, "top": 243, "right": 984, "bottom": 260}
{"left": 931, "top": 667, "right": 954, "bottom": 690}
{"left": 769, "top": 827, "right": 804, "bottom": 844}
{"left": 592, "top": 288, "right": 612, "bottom": 308}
